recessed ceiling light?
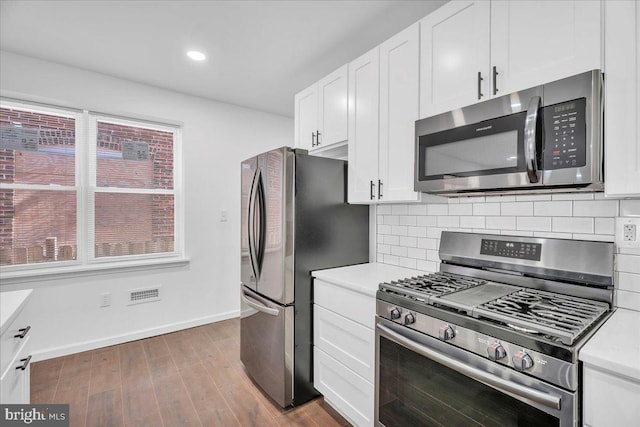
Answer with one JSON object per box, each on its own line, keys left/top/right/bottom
{"left": 187, "top": 50, "right": 206, "bottom": 61}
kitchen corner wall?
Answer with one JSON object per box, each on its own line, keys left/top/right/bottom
{"left": 376, "top": 193, "right": 640, "bottom": 311}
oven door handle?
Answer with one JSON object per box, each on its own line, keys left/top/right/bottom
{"left": 376, "top": 323, "right": 561, "bottom": 411}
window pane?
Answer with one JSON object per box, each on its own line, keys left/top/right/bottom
{"left": 0, "top": 189, "right": 77, "bottom": 266}
{"left": 96, "top": 121, "right": 174, "bottom": 189}
{"left": 0, "top": 107, "right": 76, "bottom": 186}
{"left": 94, "top": 193, "right": 174, "bottom": 257}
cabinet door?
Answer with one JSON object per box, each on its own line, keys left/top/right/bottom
{"left": 294, "top": 83, "right": 318, "bottom": 151}
{"left": 379, "top": 23, "right": 421, "bottom": 202}
{"left": 317, "top": 64, "right": 348, "bottom": 148}
{"left": 604, "top": 0, "right": 640, "bottom": 198}
{"left": 348, "top": 47, "right": 380, "bottom": 204}
{"left": 419, "top": 0, "right": 491, "bottom": 118}
{"left": 491, "top": 0, "right": 602, "bottom": 96}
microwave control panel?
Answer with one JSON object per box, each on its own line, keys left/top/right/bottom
{"left": 542, "top": 98, "right": 587, "bottom": 170}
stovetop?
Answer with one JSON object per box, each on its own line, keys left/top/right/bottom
{"left": 379, "top": 272, "right": 610, "bottom": 346}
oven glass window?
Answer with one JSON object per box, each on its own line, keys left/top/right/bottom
{"left": 379, "top": 337, "right": 559, "bottom": 427}
{"left": 425, "top": 130, "right": 518, "bottom": 176}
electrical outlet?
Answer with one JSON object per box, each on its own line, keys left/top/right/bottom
{"left": 220, "top": 210, "right": 228, "bottom": 222}
{"left": 616, "top": 218, "right": 640, "bottom": 248}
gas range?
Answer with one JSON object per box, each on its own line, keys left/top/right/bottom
{"left": 376, "top": 232, "right": 615, "bottom": 392}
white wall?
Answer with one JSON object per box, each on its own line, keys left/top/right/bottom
{"left": 375, "top": 195, "right": 640, "bottom": 311}
{"left": 0, "top": 51, "right": 293, "bottom": 360}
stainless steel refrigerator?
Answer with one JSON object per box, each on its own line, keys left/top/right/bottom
{"left": 240, "top": 147, "right": 369, "bottom": 407}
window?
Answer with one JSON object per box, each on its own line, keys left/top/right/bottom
{"left": 0, "top": 100, "right": 183, "bottom": 275}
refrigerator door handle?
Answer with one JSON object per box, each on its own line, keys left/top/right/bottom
{"left": 247, "top": 169, "right": 260, "bottom": 280}
{"left": 254, "top": 170, "right": 267, "bottom": 275}
{"left": 242, "top": 290, "right": 280, "bottom": 316}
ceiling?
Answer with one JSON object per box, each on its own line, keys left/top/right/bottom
{"left": 0, "top": 0, "right": 447, "bottom": 117}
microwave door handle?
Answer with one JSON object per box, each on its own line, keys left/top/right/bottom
{"left": 376, "top": 323, "right": 561, "bottom": 411}
{"left": 524, "top": 96, "right": 541, "bottom": 183}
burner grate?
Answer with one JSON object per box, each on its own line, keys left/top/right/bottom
{"left": 474, "top": 289, "right": 610, "bottom": 345}
{"left": 379, "top": 272, "right": 486, "bottom": 302}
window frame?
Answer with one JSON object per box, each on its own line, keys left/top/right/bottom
{"left": 0, "top": 98, "right": 185, "bottom": 282}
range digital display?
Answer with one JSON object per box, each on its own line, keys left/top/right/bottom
{"left": 480, "top": 239, "right": 541, "bottom": 261}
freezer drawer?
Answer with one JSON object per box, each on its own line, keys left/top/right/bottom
{"left": 240, "top": 286, "right": 294, "bottom": 407}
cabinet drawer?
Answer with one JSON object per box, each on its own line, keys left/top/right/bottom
{"left": 0, "top": 336, "right": 31, "bottom": 404}
{"left": 314, "top": 279, "right": 376, "bottom": 329}
{"left": 314, "top": 347, "right": 374, "bottom": 427}
{"left": 314, "top": 305, "right": 374, "bottom": 382}
{"left": 1, "top": 308, "right": 32, "bottom": 375}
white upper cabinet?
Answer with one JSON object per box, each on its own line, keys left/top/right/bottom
{"left": 491, "top": 0, "right": 602, "bottom": 96}
{"left": 379, "top": 23, "right": 422, "bottom": 202}
{"left": 348, "top": 47, "right": 380, "bottom": 203}
{"left": 420, "top": 0, "right": 602, "bottom": 118}
{"left": 294, "top": 64, "right": 348, "bottom": 153}
{"left": 294, "top": 84, "right": 318, "bottom": 151}
{"left": 419, "top": 1, "right": 491, "bottom": 118}
{"left": 604, "top": 0, "right": 640, "bottom": 198}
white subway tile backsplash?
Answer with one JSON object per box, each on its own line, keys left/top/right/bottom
{"left": 391, "top": 204, "right": 409, "bottom": 215}
{"left": 428, "top": 204, "right": 449, "bottom": 215}
{"left": 552, "top": 193, "right": 594, "bottom": 201}
{"left": 517, "top": 217, "right": 552, "bottom": 232}
{"left": 573, "top": 200, "right": 619, "bottom": 217}
{"left": 617, "top": 254, "right": 640, "bottom": 274}
{"left": 417, "top": 216, "right": 437, "bottom": 227}
{"left": 552, "top": 217, "right": 594, "bottom": 234}
{"left": 502, "top": 202, "right": 533, "bottom": 216}
{"left": 486, "top": 216, "right": 516, "bottom": 230}
{"left": 399, "top": 216, "right": 417, "bottom": 226}
{"left": 460, "top": 216, "right": 486, "bottom": 229}
{"left": 449, "top": 203, "right": 473, "bottom": 215}
{"left": 437, "top": 216, "right": 460, "bottom": 228}
{"left": 594, "top": 217, "right": 615, "bottom": 235}
{"left": 375, "top": 194, "right": 639, "bottom": 308}
{"left": 534, "top": 201, "right": 573, "bottom": 217}
{"left": 407, "top": 247, "right": 426, "bottom": 260}
{"left": 474, "top": 203, "right": 501, "bottom": 216}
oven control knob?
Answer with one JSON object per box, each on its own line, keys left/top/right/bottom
{"left": 512, "top": 350, "right": 534, "bottom": 371}
{"left": 438, "top": 325, "right": 455, "bottom": 341}
{"left": 389, "top": 307, "right": 402, "bottom": 320}
{"left": 403, "top": 312, "right": 416, "bottom": 325}
{"left": 487, "top": 342, "right": 507, "bottom": 361}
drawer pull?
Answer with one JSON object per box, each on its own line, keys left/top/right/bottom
{"left": 16, "top": 355, "right": 32, "bottom": 371}
{"left": 14, "top": 326, "right": 31, "bottom": 339}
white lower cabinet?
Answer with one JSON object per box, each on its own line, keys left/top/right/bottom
{"left": 583, "top": 365, "right": 640, "bottom": 427}
{"left": 0, "top": 291, "right": 33, "bottom": 404}
{"left": 1, "top": 336, "right": 31, "bottom": 404}
{"left": 314, "top": 279, "right": 375, "bottom": 427}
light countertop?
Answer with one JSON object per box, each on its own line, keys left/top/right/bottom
{"left": 0, "top": 289, "right": 33, "bottom": 336}
{"left": 580, "top": 308, "right": 640, "bottom": 381}
{"left": 312, "top": 262, "right": 432, "bottom": 297}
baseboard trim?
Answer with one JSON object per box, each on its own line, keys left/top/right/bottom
{"left": 31, "top": 310, "right": 240, "bottom": 362}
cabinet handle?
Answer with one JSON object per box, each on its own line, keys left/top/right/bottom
{"left": 14, "top": 326, "right": 30, "bottom": 339}
{"left": 370, "top": 180, "right": 375, "bottom": 200}
{"left": 311, "top": 132, "right": 316, "bottom": 147}
{"left": 16, "top": 355, "right": 32, "bottom": 371}
{"left": 492, "top": 66, "right": 499, "bottom": 95}
{"left": 378, "top": 179, "right": 383, "bottom": 199}
{"left": 316, "top": 131, "right": 321, "bottom": 146}
{"left": 477, "top": 72, "right": 484, "bottom": 99}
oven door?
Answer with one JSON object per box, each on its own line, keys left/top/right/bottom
{"left": 375, "top": 318, "right": 576, "bottom": 427}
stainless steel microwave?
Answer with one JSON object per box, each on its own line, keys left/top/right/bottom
{"left": 414, "top": 70, "right": 603, "bottom": 195}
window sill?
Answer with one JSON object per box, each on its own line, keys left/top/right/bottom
{"left": 0, "top": 257, "right": 190, "bottom": 288}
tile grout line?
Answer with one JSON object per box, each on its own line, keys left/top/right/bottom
{"left": 84, "top": 351, "right": 94, "bottom": 427}
{"left": 117, "top": 345, "right": 125, "bottom": 427}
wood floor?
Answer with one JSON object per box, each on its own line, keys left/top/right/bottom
{"left": 30, "top": 318, "right": 351, "bottom": 427}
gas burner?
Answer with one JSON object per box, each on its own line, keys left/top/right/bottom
{"left": 474, "top": 289, "right": 610, "bottom": 345}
